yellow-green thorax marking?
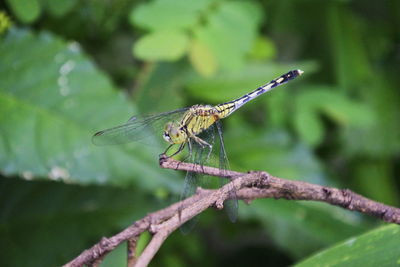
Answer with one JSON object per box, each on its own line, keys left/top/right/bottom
{"left": 162, "top": 69, "right": 303, "bottom": 147}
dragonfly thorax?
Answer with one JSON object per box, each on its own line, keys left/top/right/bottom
{"left": 163, "top": 122, "right": 188, "bottom": 144}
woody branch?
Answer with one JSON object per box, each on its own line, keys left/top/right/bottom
{"left": 63, "top": 155, "right": 400, "bottom": 267}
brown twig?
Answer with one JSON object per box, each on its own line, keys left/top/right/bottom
{"left": 63, "top": 155, "right": 400, "bottom": 267}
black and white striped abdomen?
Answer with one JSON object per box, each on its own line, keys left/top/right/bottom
{"left": 216, "top": 69, "right": 303, "bottom": 118}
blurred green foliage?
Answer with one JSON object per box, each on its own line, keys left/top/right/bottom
{"left": 0, "top": 0, "right": 399, "bottom": 266}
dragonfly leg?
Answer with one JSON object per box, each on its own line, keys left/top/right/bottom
{"left": 179, "top": 139, "right": 193, "bottom": 163}
{"left": 191, "top": 135, "right": 213, "bottom": 163}
{"left": 205, "top": 142, "right": 213, "bottom": 163}
{"left": 163, "top": 144, "right": 174, "bottom": 155}
{"left": 167, "top": 142, "right": 186, "bottom": 158}
{"left": 188, "top": 138, "right": 193, "bottom": 158}
{"left": 191, "top": 135, "right": 212, "bottom": 149}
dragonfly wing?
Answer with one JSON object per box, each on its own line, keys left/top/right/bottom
{"left": 216, "top": 121, "right": 238, "bottom": 222}
{"left": 180, "top": 171, "right": 200, "bottom": 234}
{"left": 92, "top": 108, "right": 189, "bottom": 145}
{"left": 179, "top": 140, "right": 205, "bottom": 234}
{"left": 180, "top": 122, "right": 237, "bottom": 233}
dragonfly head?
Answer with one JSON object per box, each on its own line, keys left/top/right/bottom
{"left": 163, "top": 122, "right": 187, "bottom": 144}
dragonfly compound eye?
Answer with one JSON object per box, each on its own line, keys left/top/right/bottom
{"left": 162, "top": 131, "right": 172, "bottom": 143}
{"left": 163, "top": 122, "right": 185, "bottom": 144}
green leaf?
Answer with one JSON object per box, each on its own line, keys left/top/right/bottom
{"left": 0, "top": 29, "right": 181, "bottom": 192}
{"left": 133, "top": 31, "right": 189, "bottom": 61}
{"left": 136, "top": 231, "right": 151, "bottom": 256}
{"left": 188, "top": 39, "right": 217, "bottom": 77}
{"left": 294, "top": 106, "right": 324, "bottom": 146}
{"left": 295, "top": 224, "right": 400, "bottom": 266}
{"left": 43, "top": 0, "right": 77, "bottom": 17}
{"left": 193, "top": 1, "right": 263, "bottom": 71}
{"left": 294, "top": 87, "right": 376, "bottom": 146}
{"left": 130, "top": 0, "right": 211, "bottom": 31}
{"left": 0, "top": 11, "right": 13, "bottom": 35}
{"left": 6, "top": 0, "right": 41, "bottom": 23}
{"left": 248, "top": 36, "right": 277, "bottom": 61}
{"left": 130, "top": 0, "right": 263, "bottom": 71}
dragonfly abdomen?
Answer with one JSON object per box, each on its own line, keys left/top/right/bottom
{"left": 216, "top": 69, "right": 303, "bottom": 119}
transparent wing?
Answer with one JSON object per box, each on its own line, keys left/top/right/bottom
{"left": 92, "top": 108, "right": 189, "bottom": 145}
{"left": 179, "top": 139, "right": 205, "bottom": 234}
{"left": 179, "top": 122, "right": 237, "bottom": 234}
{"left": 216, "top": 121, "right": 238, "bottom": 223}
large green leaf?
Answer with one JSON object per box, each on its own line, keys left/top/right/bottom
{"left": 0, "top": 29, "right": 181, "bottom": 192}
{"left": 0, "top": 177, "right": 158, "bottom": 267}
{"left": 296, "top": 224, "right": 400, "bottom": 266}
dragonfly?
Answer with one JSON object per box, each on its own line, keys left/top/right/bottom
{"left": 92, "top": 69, "right": 304, "bottom": 232}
